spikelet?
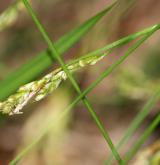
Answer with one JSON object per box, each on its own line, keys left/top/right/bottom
{"left": 0, "top": 53, "right": 106, "bottom": 115}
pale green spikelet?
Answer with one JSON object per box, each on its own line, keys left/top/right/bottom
{"left": 0, "top": 52, "right": 106, "bottom": 115}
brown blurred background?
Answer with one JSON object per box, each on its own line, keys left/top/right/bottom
{"left": 0, "top": 0, "right": 160, "bottom": 164}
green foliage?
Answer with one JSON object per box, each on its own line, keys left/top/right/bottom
{"left": 0, "top": 0, "right": 160, "bottom": 165}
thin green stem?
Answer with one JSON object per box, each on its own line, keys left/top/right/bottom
{"left": 123, "top": 113, "right": 160, "bottom": 164}
{"left": 22, "top": 0, "right": 122, "bottom": 164}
